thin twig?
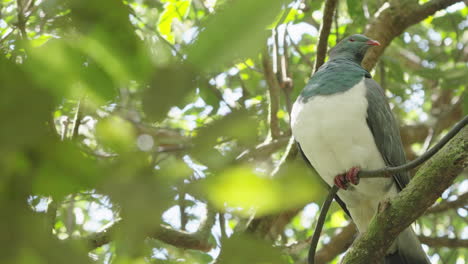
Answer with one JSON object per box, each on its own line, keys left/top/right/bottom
{"left": 286, "top": 29, "right": 313, "bottom": 69}
{"left": 71, "top": 99, "right": 82, "bottom": 139}
{"left": 281, "top": 24, "right": 293, "bottom": 116}
{"left": 359, "top": 115, "right": 468, "bottom": 178}
{"left": 262, "top": 48, "right": 282, "bottom": 139}
{"left": 236, "top": 136, "right": 289, "bottom": 162}
{"left": 308, "top": 185, "right": 339, "bottom": 264}
{"left": 16, "top": 0, "right": 28, "bottom": 40}
{"left": 313, "top": 0, "right": 338, "bottom": 73}
{"left": 334, "top": 4, "right": 339, "bottom": 42}
{"left": 219, "top": 213, "right": 227, "bottom": 240}
{"left": 179, "top": 186, "right": 187, "bottom": 231}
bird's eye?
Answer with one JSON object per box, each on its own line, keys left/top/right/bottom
{"left": 349, "top": 39, "right": 355, "bottom": 42}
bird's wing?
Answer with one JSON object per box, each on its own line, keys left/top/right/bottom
{"left": 364, "top": 78, "right": 410, "bottom": 190}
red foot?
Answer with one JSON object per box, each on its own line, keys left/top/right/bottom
{"left": 333, "top": 167, "right": 361, "bottom": 190}
{"left": 334, "top": 173, "right": 348, "bottom": 190}
{"left": 346, "top": 166, "right": 360, "bottom": 185}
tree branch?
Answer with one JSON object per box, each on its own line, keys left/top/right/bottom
{"left": 290, "top": 221, "right": 468, "bottom": 264}
{"left": 418, "top": 235, "right": 468, "bottom": 248}
{"left": 236, "top": 136, "right": 289, "bottom": 162}
{"left": 16, "top": 0, "right": 28, "bottom": 40}
{"left": 341, "top": 125, "right": 467, "bottom": 263}
{"left": 413, "top": 0, "right": 462, "bottom": 22}
{"left": 262, "top": 48, "right": 282, "bottom": 139}
{"left": 88, "top": 223, "right": 213, "bottom": 252}
{"left": 363, "top": 0, "right": 463, "bottom": 70}
{"left": 286, "top": 29, "right": 313, "bottom": 69}
{"left": 425, "top": 191, "right": 468, "bottom": 214}
{"left": 313, "top": 0, "right": 337, "bottom": 72}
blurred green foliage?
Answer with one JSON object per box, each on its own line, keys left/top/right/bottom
{"left": 0, "top": 0, "right": 467, "bottom": 263}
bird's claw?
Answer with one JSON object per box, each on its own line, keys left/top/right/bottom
{"left": 334, "top": 173, "right": 348, "bottom": 190}
{"left": 346, "top": 166, "right": 360, "bottom": 185}
{"left": 333, "top": 166, "right": 361, "bottom": 190}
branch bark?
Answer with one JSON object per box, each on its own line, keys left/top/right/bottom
{"left": 262, "top": 48, "right": 282, "bottom": 139}
{"left": 292, "top": 221, "right": 468, "bottom": 264}
{"left": 341, "top": 126, "right": 467, "bottom": 263}
{"left": 313, "top": 0, "right": 337, "bottom": 72}
{"left": 418, "top": 235, "right": 468, "bottom": 248}
{"left": 88, "top": 223, "right": 213, "bottom": 252}
{"left": 425, "top": 191, "right": 468, "bottom": 214}
{"left": 363, "top": 0, "right": 462, "bottom": 70}
{"left": 236, "top": 136, "right": 289, "bottom": 162}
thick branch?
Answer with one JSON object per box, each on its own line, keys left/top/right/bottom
{"left": 88, "top": 223, "right": 213, "bottom": 252}
{"left": 293, "top": 222, "right": 467, "bottom": 264}
{"left": 418, "top": 235, "right": 468, "bottom": 248}
{"left": 363, "top": 0, "right": 462, "bottom": 70}
{"left": 341, "top": 126, "right": 467, "bottom": 263}
{"left": 313, "top": 0, "right": 337, "bottom": 72}
{"left": 425, "top": 191, "right": 468, "bottom": 214}
{"left": 247, "top": 208, "right": 302, "bottom": 241}
{"left": 413, "top": 0, "right": 462, "bottom": 22}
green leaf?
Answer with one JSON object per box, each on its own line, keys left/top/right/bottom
{"left": 187, "top": 0, "right": 285, "bottom": 70}
{"left": 96, "top": 116, "right": 137, "bottom": 153}
{"left": 346, "top": 0, "right": 365, "bottom": 26}
{"left": 142, "top": 63, "right": 197, "bottom": 121}
{"left": 27, "top": 39, "right": 117, "bottom": 104}
{"left": 33, "top": 142, "right": 103, "bottom": 199}
{"left": 218, "top": 234, "right": 288, "bottom": 264}
{"left": 202, "top": 162, "right": 321, "bottom": 216}
{"left": 158, "top": 0, "right": 192, "bottom": 43}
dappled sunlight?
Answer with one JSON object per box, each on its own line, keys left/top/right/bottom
{"left": 1, "top": 0, "right": 466, "bottom": 263}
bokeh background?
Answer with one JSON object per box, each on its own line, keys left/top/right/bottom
{"left": 0, "top": 0, "right": 467, "bottom": 263}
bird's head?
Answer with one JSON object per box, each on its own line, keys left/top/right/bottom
{"left": 329, "top": 34, "right": 380, "bottom": 63}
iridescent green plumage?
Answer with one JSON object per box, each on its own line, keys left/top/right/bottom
{"left": 299, "top": 34, "right": 374, "bottom": 101}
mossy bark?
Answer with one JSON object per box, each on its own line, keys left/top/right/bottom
{"left": 342, "top": 126, "right": 468, "bottom": 263}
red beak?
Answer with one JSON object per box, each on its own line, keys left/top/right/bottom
{"left": 366, "top": 39, "right": 380, "bottom": 46}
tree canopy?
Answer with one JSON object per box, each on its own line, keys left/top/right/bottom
{"left": 0, "top": 0, "right": 467, "bottom": 263}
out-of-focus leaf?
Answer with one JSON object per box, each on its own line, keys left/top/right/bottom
{"left": 33, "top": 142, "right": 103, "bottom": 199}
{"left": 96, "top": 116, "right": 137, "bottom": 153}
{"left": 30, "top": 34, "right": 54, "bottom": 47}
{"left": 199, "top": 81, "right": 221, "bottom": 110}
{"left": 27, "top": 39, "right": 116, "bottom": 104}
{"left": 0, "top": 57, "right": 53, "bottom": 151}
{"left": 202, "top": 162, "right": 321, "bottom": 216}
{"left": 158, "top": 155, "right": 193, "bottom": 180}
{"left": 105, "top": 165, "right": 173, "bottom": 256}
{"left": 142, "top": 63, "right": 197, "bottom": 121}
{"left": 217, "top": 234, "right": 287, "bottom": 264}
{"left": 346, "top": 0, "right": 365, "bottom": 26}
{"left": 190, "top": 110, "right": 257, "bottom": 169}
{"left": 187, "top": 0, "right": 285, "bottom": 70}
{"left": 65, "top": 0, "right": 152, "bottom": 81}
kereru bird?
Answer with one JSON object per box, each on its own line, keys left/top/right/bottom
{"left": 291, "top": 34, "right": 430, "bottom": 264}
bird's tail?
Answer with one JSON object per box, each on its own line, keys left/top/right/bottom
{"left": 384, "top": 227, "right": 430, "bottom": 264}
